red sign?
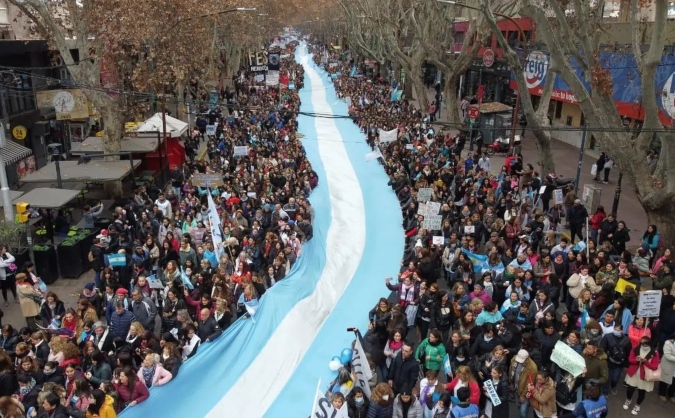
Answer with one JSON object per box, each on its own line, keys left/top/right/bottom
{"left": 467, "top": 106, "right": 480, "bottom": 119}
{"left": 483, "top": 49, "right": 495, "bottom": 68}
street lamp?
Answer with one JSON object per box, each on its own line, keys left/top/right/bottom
{"left": 437, "top": 0, "right": 528, "bottom": 148}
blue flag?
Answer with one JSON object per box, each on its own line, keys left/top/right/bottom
{"left": 461, "top": 248, "right": 504, "bottom": 275}
{"left": 180, "top": 267, "right": 194, "bottom": 290}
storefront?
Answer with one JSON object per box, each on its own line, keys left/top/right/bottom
{"left": 461, "top": 55, "right": 512, "bottom": 104}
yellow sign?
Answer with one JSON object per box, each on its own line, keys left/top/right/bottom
{"left": 36, "top": 89, "right": 94, "bottom": 120}
{"left": 11, "top": 125, "right": 27, "bottom": 140}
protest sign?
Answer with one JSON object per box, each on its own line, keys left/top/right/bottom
{"left": 484, "top": 379, "right": 501, "bottom": 406}
{"left": 205, "top": 125, "right": 217, "bottom": 136}
{"left": 378, "top": 128, "right": 398, "bottom": 143}
{"left": 637, "top": 290, "right": 662, "bottom": 318}
{"left": 234, "top": 146, "right": 249, "bottom": 157}
{"left": 417, "top": 188, "right": 433, "bottom": 202}
{"left": 464, "top": 225, "right": 475, "bottom": 234}
{"left": 405, "top": 144, "right": 415, "bottom": 150}
{"left": 432, "top": 236, "right": 444, "bottom": 246}
{"left": 191, "top": 173, "right": 224, "bottom": 187}
{"left": 417, "top": 203, "right": 429, "bottom": 217}
{"left": 615, "top": 278, "right": 637, "bottom": 294}
{"left": 423, "top": 215, "right": 442, "bottom": 231}
{"left": 551, "top": 341, "right": 586, "bottom": 377}
{"left": 427, "top": 201, "right": 441, "bottom": 214}
{"left": 147, "top": 275, "right": 165, "bottom": 289}
{"left": 554, "top": 189, "right": 564, "bottom": 205}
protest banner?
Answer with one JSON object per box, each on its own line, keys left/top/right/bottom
{"left": 234, "top": 146, "right": 249, "bottom": 156}
{"left": 350, "top": 334, "right": 372, "bottom": 397}
{"left": 484, "top": 379, "right": 501, "bottom": 406}
{"left": 191, "top": 173, "right": 224, "bottom": 187}
{"left": 417, "top": 188, "right": 433, "bottom": 202}
{"left": 378, "top": 128, "right": 398, "bottom": 143}
{"left": 637, "top": 290, "right": 662, "bottom": 318}
{"left": 423, "top": 215, "right": 442, "bottom": 231}
{"left": 551, "top": 341, "right": 586, "bottom": 377}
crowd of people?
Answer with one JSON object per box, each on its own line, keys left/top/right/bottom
{"left": 0, "top": 41, "right": 319, "bottom": 418}
{"left": 310, "top": 44, "right": 675, "bottom": 418}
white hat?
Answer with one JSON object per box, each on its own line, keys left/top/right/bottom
{"left": 515, "top": 349, "right": 529, "bottom": 363}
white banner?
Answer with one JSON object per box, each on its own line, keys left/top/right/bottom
{"left": 365, "top": 147, "right": 383, "bottom": 162}
{"left": 423, "top": 215, "right": 443, "bottom": 231}
{"left": 351, "top": 334, "right": 373, "bottom": 397}
{"left": 378, "top": 128, "right": 398, "bottom": 143}
{"left": 266, "top": 70, "right": 280, "bottom": 86}
{"left": 206, "top": 191, "right": 223, "bottom": 262}
{"left": 427, "top": 201, "right": 441, "bottom": 214}
{"left": 234, "top": 146, "right": 249, "bottom": 156}
{"left": 484, "top": 379, "right": 502, "bottom": 406}
{"left": 417, "top": 188, "right": 433, "bottom": 202}
{"left": 554, "top": 188, "right": 564, "bottom": 205}
{"left": 311, "top": 380, "right": 347, "bottom": 418}
{"left": 638, "top": 290, "right": 662, "bottom": 318}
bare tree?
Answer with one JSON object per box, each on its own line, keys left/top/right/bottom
{"left": 497, "top": 0, "right": 674, "bottom": 244}
{"left": 479, "top": 0, "right": 557, "bottom": 173}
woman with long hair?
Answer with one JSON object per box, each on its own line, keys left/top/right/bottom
{"left": 0, "top": 350, "right": 17, "bottom": 397}
{"left": 70, "top": 377, "right": 95, "bottom": 412}
{"left": 624, "top": 336, "right": 660, "bottom": 415}
{"left": 366, "top": 382, "right": 394, "bottom": 418}
{"left": 112, "top": 365, "right": 149, "bottom": 410}
{"left": 445, "top": 365, "right": 480, "bottom": 405}
{"left": 86, "top": 388, "right": 117, "bottom": 418}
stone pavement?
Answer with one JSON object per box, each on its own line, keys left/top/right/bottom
{"left": 416, "top": 88, "right": 648, "bottom": 238}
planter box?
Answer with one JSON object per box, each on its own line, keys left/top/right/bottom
{"left": 12, "top": 248, "right": 29, "bottom": 273}
{"left": 34, "top": 246, "right": 58, "bottom": 284}
{"left": 94, "top": 218, "right": 111, "bottom": 231}
{"left": 57, "top": 241, "right": 84, "bottom": 278}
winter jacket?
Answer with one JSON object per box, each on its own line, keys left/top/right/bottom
{"left": 626, "top": 347, "right": 660, "bottom": 380}
{"left": 388, "top": 353, "right": 420, "bottom": 393}
{"left": 113, "top": 380, "right": 149, "bottom": 409}
{"left": 660, "top": 339, "right": 675, "bottom": 385}
{"left": 109, "top": 309, "right": 136, "bottom": 339}
{"left": 445, "top": 377, "right": 480, "bottom": 405}
{"left": 582, "top": 350, "right": 609, "bottom": 384}
{"left": 509, "top": 357, "right": 538, "bottom": 397}
{"left": 567, "top": 274, "right": 602, "bottom": 299}
{"left": 366, "top": 400, "right": 393, "bottom": 418}
{"left": 531, "top": 377, "right": 556, "bottom": 418}
{"left": 415, "top": 338, "right": 446, "bottom": 372}
{"left": 85, "top": 395, "right": 116, "bottom": 418}
{"left": 137, "top": 363, "right": 172, "bottom": 387}
{"left": 392, "top": 394, "right": 423, "bottom": 418}
{"left": 131, "top": 297, "right": 157, "bottom": 331}
{"left": 346, "top": 391, "right": 370, "bottom": 418}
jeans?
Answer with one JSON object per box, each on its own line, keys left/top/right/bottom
{"left": 659, "top": 381, "right": 675, "bottom": 398}
{"left": 516, "top": 397, "right": 530, "bottom": 418}
{"left": 94, "top": 270, "right": 102, "bottom": 290}
{"left": 604, "top": 367, "right": 623, "bottom": 394}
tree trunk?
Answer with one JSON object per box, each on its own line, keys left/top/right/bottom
{"left": 411, "top": 71, "right": 429, "bottom": 112}
{"left": 444, "top": 75, "right": 461, "bottom": 126}
{"left": 643, "top": 197, "right": 675, "bottom": 249}
{"left": 532, "top": 128, "right": 555, "bottom": 174}
{"left": 100, "top": 106, "right": 124, "bottom": 198}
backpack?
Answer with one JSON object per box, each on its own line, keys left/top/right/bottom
{"left": 555, "top": 380, "right": 575, "bottom": 405}
{"left": 88, "top": 250, "right": 95, "bottom": 262}
{"left": 608, "top": 342, "right": 627, "bottom": 364}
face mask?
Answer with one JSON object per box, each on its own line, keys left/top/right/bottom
{"left": 355, "top": 397, "right": 364, "bottom": 405}
{"left": 613, "top": 331, "right": 623, "bottom": 337}
{"left": 590, "top": 330, "right": 599, "bottom": 335}
{"left": 43, "top": 368, "right": 55, "bottom": 376}
{"left": 382, "top": 395, "right": 389, "bottom": 401}
{"left": 162, "top": 354, "right": 170, "bottom": 360}
{"left": 484, "top": 336, "right": 493, "bottom": 342}
{"left": 456, "top": 357, "right": 465, "bottom": 362}
{"left": 641, "top": 344, "right": 650, "bottom": 348}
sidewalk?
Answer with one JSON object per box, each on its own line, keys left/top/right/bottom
{"left": 414, "top": 87, "right": 646, "bottom": 230}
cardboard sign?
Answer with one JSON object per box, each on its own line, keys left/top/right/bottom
{"left": 423, "top": 215, "right": 442, "bottom": 231}
{"left": 464, "top": 225, "right": 475, "bottom": 234}
{"left": 427, "top": 201, "right": 441, "bottom": 214}
{"left": 205, "top": 125, "right": 217, "bottom": 136}
{"left": 417, "top": 188, "right": 433, "bottom": 202}
{"left": 432, "top": 236, "right": 444, "bottom": 246}
{"left": 191, "top": 173, "right": 224, "bottom": 187}
{"left": 637, "top": 290, "right": 662, "bottom": 318}
{"left": 554, "top": 189, "right": 564, "bottom": 205}
{"left": 234, "top": 146, "right": 249, "bottom": 157}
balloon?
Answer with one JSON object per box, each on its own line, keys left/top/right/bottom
{"left": 328, "top": 360, "right": 341, "bottom": 371}
{"left": 340, "top": 348, "right": 353, "bottom": 365}
{"left": 332, "top": 356, "right": 341, "bottom": 364}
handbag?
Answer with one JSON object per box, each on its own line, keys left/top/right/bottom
{"left": 405, "top": 304, "right": 418, "bottom": 327}
{"left": 644, "top": 364, "right": 662, "bottom": 382}
{"left": 590, "top": 164, "right": 597, "bottom": 176}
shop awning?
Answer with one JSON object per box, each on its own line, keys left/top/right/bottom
{"left": 18, "top": 160, "right": 142, "bottom": 184}
{"left": 2, "top": 141, "right": 32, "bottom": 165}
{"left": 135, "top": 113, "right": 188, "bottom": 138}
{"left": 13, "top": 188, "right": 79, "bottom": 209}
{"left": 70, "top": 136, "right": 160, "bottom": 155}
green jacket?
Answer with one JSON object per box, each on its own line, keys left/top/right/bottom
{"left": 415, "top": 338, "right": 447, "bottom": 371}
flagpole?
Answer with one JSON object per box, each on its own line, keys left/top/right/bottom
{"left": 310, "top": 378, "right": 322, "bottom": 418}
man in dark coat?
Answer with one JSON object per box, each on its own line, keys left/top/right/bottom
{"left": 387, "top": 343, "right": 420, "bottom": 395}
{"left": 109, "top": 301, "right": 135, "bottom": 339}
{"left": 197, "top": 308, "right": 222, "bottom": 342}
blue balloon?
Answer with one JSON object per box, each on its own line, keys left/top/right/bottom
{"left": 340, "top": 348, "right": 353, "bottom": 364}
{"left": 331, "top": 356, "right": 341, "bottom": 364}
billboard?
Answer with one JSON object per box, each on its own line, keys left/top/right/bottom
{"left": 510, "top": 50, "right": 675, "bottom": 125}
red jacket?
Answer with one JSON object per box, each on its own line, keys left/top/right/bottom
{"left": 445, "top": 377, "right": 480, "bottom": 405}
{"left": 114, "top": 380, "right": 149, "bottom": 408}
{"left": 626, "top": 347, "right": 660, "bottom": 380}
{"left": 589, "top": 212, "right": 606, "bottom": 230}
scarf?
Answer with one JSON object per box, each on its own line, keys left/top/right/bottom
{"left": 399, "top": 283, "right": 415, "bottom": 305}
{"left": 19, "top": 377, "right": 36, "bottom": 398}
{"left": 126, "top": 333, "right": 138, "bottom": 344}
{"left": 141, "top": 365, "right": 156, "bottom": 388}
{"left": 389, "top": 339, "right": 404, "bottom": 352}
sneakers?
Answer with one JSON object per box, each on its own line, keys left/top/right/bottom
{"left": 631, "top": 405, "right": 640, "bottom": 415}
{"left": 611, "top": 388, "right": 618, "bottom": 396}
{"left": 623, "top": 400, "right": 631, "bottom": 410}
{"left": 661, "top": 396, "right": 668, "bottom": 401}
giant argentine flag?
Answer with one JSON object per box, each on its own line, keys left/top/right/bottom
{"left": 206, "top": 189, "right": 224, "bottom": 261}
